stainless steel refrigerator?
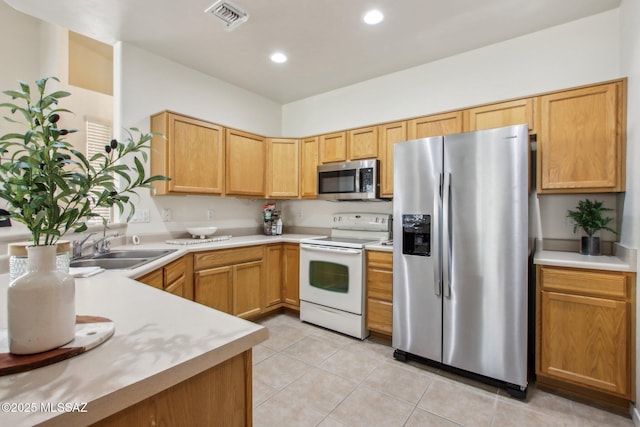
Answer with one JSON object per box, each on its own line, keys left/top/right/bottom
{"left": 392, "top": 124, "right": 528, "bottom": 398}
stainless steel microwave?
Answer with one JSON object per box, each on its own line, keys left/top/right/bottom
{"left": 317, "top": 159, "right": 380, "bottom": 201}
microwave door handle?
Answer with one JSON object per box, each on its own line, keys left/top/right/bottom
{"left": 301, "top": 245, "right": 362, "bottom": 255}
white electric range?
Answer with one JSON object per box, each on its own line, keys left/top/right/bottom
{"left": 299, "top": 212, "right": 391, "bottom": 339}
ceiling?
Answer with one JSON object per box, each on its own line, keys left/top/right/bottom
{"left": 5, "top": 0, "right": 621, "bottom": 104}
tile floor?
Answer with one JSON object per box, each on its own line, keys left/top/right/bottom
{"left": 253, "top": 313, "right": 634, "bottom": 427}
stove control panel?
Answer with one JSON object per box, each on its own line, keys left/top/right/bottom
{"left": 331, "top": 213, "right": 391, "bottom": 232}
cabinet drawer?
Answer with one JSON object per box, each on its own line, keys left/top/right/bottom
{"left": 164, "top": 257, "right": 185, "bottom": 285}
{"left": 194, "top": 246, "right": 264, "bottom": 270}
{"left": 367, "top": 250, "right": 393, "bottom": 268}
{"left": 138, "top": 269, "right": 163, "bottom": 289}
{"left": 367, "top": 298, "right": 393, "bottom": 335}
{"left": 540, "top": 266, "right": 628, "bottom": 299}
{"left": 367, "top": 268, "right": 392, "bottom": 301}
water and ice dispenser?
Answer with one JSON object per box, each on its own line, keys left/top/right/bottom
{"left": 402, "top": 214, "right": 431, "bottom": 256}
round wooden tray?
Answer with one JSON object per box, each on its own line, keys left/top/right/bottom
{"left": 0, "top": 315, "right": 114, "bottom": 376}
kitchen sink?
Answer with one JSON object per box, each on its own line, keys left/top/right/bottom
{"left": 70, "top": 258, "right": 151, "bottom": 270}
{"left": 70, "top": 249, "right": 177, "bottom": 270}
{"left": 93, "top": 249, "right": 176, "bottom": 259}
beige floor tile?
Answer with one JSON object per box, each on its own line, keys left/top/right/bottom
{"left": 309, "top": 324, "right": 362, "bottom": 347}
{"left": 253, "top": 391, "right": 326, "bottom": 427}
{"left": 253, "top": 353, "right": 312, "bottom": 390}
{"left": 282, "top": 335, "right": 340, "bottom": 365}
{"left": 572, "top": 401, "right": 634, "bottom": 427}
{"left": 260, "top": 323, "right": 308, "bottom": 352}
{"left": 279, "top": 367, "right": 358, "bottom": 413}
{"left": 362, "top": 362, "right": 433, "bottom": 404}
{"left": 320, "top": 348, "right": 381, "bottom": 382}
{"left": 252, "top": 344, "right": 276, "bottom": 364}
{"left": 492, "top": 399, "right": 574, "bottom": 427}
{"left": 253, "top": 378, "right": 278, "bottom": 407}
{"left": 497, "top": 385, "right": 574, "bottom": 419}
{"left": 317, "top": 416, "right": 349, "bottom": 427}
{"left": 330, "top": 386, "right": 415, "bottom": 427}
{"left": 404, "top": 408, "right": 462, "bottom": 426}
{"left": 418, "top": 379, "right": 497, "bottom": 427}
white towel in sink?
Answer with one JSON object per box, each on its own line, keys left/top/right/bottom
{"left": 69, "top": 266, "right": 105, "bottom": 278}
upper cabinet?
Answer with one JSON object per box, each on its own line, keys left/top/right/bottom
{"left": 408, "top": 111, "right": 463, "bottom": 139}
{"left": 299, "top": 136, "right": 319, "bottom": 198}
{"left": 464, "top": 98, "right": 536, "bottom": 134}
{"left": 225, "top": 128, "right": 266, "bottom": 197}
{"left": 150, "top": 111, "right": 225, "bottom": 195}
{"left": 348, "top": 126, "right": 378, "bottom": 160}
{"left": 319, "top": 131, "right": 347, "bottom": 164}
{"left": 537, "top": 80, "right": 626, "bottom": 193}
{"left": 266, "top": 138, "right": 299, "bottom": 198}
{"left": 378, "top": 121, "right": 407, "bottom": 198}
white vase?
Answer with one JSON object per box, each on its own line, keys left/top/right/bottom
{"left": 7, "top": 245, "right": 76, "bottom": 355}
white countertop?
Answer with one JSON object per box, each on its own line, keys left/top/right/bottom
{"left": 0, "top": 233, "right": 331, "bottom": 426}
{"left": 534, "top": 248, "right": 637, "bottom": 272}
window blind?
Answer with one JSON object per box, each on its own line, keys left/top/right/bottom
{"left": 86, "top": 121, "right": 113, "bottom": 224}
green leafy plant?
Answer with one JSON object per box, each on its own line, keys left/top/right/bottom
{"left": 566, "top": 199, "right": 618, "bottom": 237}
{"left": 0, "top": 77, "right": 169, "bottom": 245}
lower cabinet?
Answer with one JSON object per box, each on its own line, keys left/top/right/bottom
{"left": 536, "top": 265, "right": 635, "bottom": 408}
{"left": 366, "top": 250, "right": 393, "bottom": 336}
{"left": 91, "top": 350, "right": 252, "bottom": 427}
{"left": 265, "top": 243, "right": 300, "bottom": 311}
{"left": 137, "top": 256, "right": 192, "bottom": 300}
{"left": 194, "top": 246, "right": 264, "bottom": 320}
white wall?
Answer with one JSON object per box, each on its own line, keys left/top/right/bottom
{"left": 619, "top": 0, "right": 640, "bottom": 420}
{"left": 114, "top": 42, "right": 284, "bottom": 235}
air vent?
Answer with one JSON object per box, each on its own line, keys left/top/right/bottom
{"left": 205, "top": 0, "right": 249, "bottom": 31}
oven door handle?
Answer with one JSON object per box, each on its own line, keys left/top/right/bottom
{"left": 300, "top": 244, "right": 362, "bottom": 255}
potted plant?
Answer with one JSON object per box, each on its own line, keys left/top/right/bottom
{"left": 566, "top": 199, "right": 618, "bottom": 256}
{"left": 0, "top": 77, "right": 168, "bottom": 354}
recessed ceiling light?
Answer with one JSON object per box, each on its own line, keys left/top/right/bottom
{"left": 270, "top": 52, "right": 287, "bottom": 64}
{"left": 363, "top": 9, "right": 384, "bottom": 25}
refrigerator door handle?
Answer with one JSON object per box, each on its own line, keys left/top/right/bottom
{"left": 434, "top": 173, "right": 443, "bottom": 297}
{"left": 442, "top": 172, "right": 451, "bottom": 298}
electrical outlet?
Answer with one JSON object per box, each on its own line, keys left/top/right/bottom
{"left": 130, "top": 209, "right": 150, "bottom": 223}
{"left": 161, "top": 208, "right": 172, "bottom": 222}
{"left": 207, "top": 210, "right": 215, "bottom": 220}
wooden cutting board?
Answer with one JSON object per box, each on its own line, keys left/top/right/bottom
{"left": 0, "top": 315, "right": 115, "bottom": 376}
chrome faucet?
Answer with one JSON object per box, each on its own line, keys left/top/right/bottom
{"left": 93, "top": 232, "right": 119, "bottom": 254}
{"left": 72, "top": 232, "right": 97, "bottom": 259}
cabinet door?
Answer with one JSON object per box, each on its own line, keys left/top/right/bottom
{"left": 265, "top": 244, "right": 283, "bottom": 308}
{"left": 194, "top": 266, "right": 233, "bottom": 314}
{"left": 150, "top": 112, "right": 225, "bottom": 195}
{"left": 464, "top": 98, "right": 535, "bottom": 133}
{"left": 538, "top": 82, "right": 624, "bottom": 193}
{"left": 282, "top": 244, "right": 300, "bottom": 307}
{"left": 138, "top": 268, "right": 163, "bottom": 289}
{"left": 320, "top": 131, "right": 347, "bottom": 163}
{"left": 233, "top": 260, "right": 263, "bottom": 319}
{"left": 266, "top": 138, "right": 299, "bottom": 198}
{"left": 348, "top": 126, "right": 378, "bottom": 160}
{"left": 165, "top": 275, "right": 186, "bottom": 298}
{"left": 378, "top": 121, "right": 407, "bottom": 198}
{"left": 299, "top": 137, "right": 319, "bottom": 198}
{"left": 225, "top": 128, "right": 266, "bottom": 196}
{"left": 366, "top": 251, "right": 393, "bottom": 335}
{"left": 407, "top": 111, "right": 463, "bottom": 140}
{"left": 540, "top": 290, "right": 629, "bottom": 397}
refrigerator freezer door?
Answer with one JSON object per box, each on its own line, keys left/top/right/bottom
{"left": 442, "top": 124, "right": 528, "bottom": 387}
{"left": 392, "top": 137, "right": 443, "bottom": 362}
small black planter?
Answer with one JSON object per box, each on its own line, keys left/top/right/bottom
{"left": 580, "top": 236, "right": 601, "bottom": 256}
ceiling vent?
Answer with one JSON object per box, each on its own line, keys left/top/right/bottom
{"left": 205, "top": 0, "right": 249, "bottom": 31}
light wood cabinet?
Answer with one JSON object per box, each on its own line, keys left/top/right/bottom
{"left": 366, "top": 250, "right": 393, "bottom": 336}
{"left": 225, "top": 128, "right": 266, "bottom": 196}
{"left": 378, "top": 121, "right": 407, "bottom": 198}
{"left": 348, "top": 126, "right": 378, "bottom": 160}
{"left": 194, "top": 246, "right": 264, "bottom": 320}
{"left": 150, "top": 111, "right": 225, "bottom": 195}
{"left": 407, "top": 111, "right": 463, "bottom": 140}
{"left": 264, "top": 244, "right": 284, "bottom": 309}
{"left": 92, "top": 350, "right": 252, "bottom": 427}
{"left": 464, "top": 98, "right": 535, "bottom": 133}
{"left": 320, "top": 131, "right": 347, "bottom": 163}
{"left": 536, "top": 265, "right": 635, "bottom": 407}
{"left": 137, "top": 256, "right": 192, "bottom": 300}
{"left": 282, "top": 243, "right": 300, "bottom": 308}
{"left": 537, "top": 81, "right": 626, "bottom": 193}
{"left": 299, "top": 136, "right": 319, "bottom": 198}
{"left": 266, "top": 138, "right": 299, "bottom": 198}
